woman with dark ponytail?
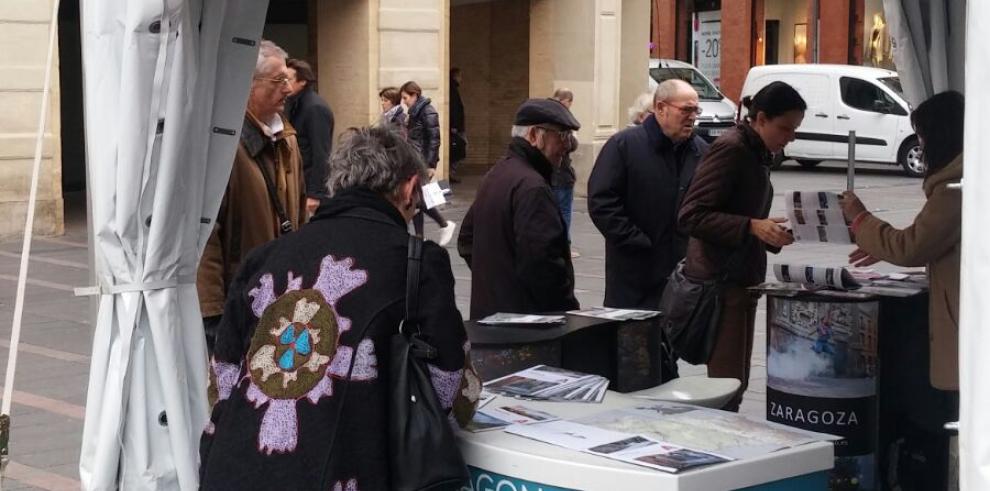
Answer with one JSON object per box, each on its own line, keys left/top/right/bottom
{"left": 677, "top": 81, "right": 806, "bottom": 411}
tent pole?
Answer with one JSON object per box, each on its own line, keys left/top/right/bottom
{"left": 0, "top": 0, "right": 62, "bottom": 484}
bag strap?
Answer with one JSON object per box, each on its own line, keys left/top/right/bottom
{"left": 254, "top": 155, "right": 293, "bottom": 234}
{"left": 405, "top": 233, "right": 423, "bottom": 334}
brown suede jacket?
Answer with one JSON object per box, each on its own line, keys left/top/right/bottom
{"left": 196, "top": 112, "right": 307, "bottom": 317}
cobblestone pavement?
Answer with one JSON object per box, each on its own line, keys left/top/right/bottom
{"left": 0, "top": 159, "right": 923, "bottom": 489}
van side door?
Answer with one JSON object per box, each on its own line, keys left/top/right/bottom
{"left": 782, "top": 73, "right": 835, "bottom": 159}
{"left": 835, "top": 76, "right": 908, "bottom": 163}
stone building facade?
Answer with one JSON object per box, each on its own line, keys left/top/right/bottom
{"left": 1, "top": 0, "right": 650, "bottom": 238}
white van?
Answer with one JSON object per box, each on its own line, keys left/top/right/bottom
{"left": 740, "top": 64, "right": 923, "bottom": 177}
{"left": 649, "top": 59, "right": 738, "bottom": 142}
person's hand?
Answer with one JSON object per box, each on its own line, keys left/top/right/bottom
{"left": 839, "top": 191, "right": 867, "bottom": 223}
{"left": 306, "top": 197, "right": 320, "bottom": 215}
{"left": 750, "top": 217, "right": 794, "bottom": 248}
{"left": 427, "top": 168, "right": 436, "bottom": 181}
{"left": 848, "top": 247, "right": 881, "bottom": 267}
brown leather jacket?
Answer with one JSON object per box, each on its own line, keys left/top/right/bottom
{"left": 677, "top": 124, "right": 775, "bottom": 287}
{"left": 196, "top": 113, "right": 307, "bottom": 317}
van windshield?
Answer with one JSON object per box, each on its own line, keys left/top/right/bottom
{"left": 650, "top": 67, "right": 723, "bottom": 101}
{"left": 878, "top": 76, "right": 905, "bottom": 99}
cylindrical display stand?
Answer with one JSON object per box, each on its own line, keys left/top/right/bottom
{"left": 766, "top": 295, "right": 879, "bottom": 490}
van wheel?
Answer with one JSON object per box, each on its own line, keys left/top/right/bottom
{"left": 797, "top": 160, "right": 821, "bottom": 168}
{"left": 898, "top": 137, "right": 926, "bottom": 178}
{"left": 771, "top": 152, "right": 786, "bottom": 169}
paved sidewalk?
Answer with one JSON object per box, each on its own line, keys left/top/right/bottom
{"left": 0, "top": 160, "right": 923, "bottom": 489}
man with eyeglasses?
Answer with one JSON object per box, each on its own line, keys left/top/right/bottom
{"left": 458, "top": 99, "right": 581, "bottom": 319}
{"left": 588, "top": 79, "right": 710, "bottom": 311}
{"left": 197, "top": 39, "right": 307, "bottom": 354}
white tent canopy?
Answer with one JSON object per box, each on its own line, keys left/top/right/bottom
{"left": 883, "top": 0, "right": 966, "bottom": 106}
{"left": 885, "top": 0, "right": 990, "bottom": 489}
{"left": 78, "top": 0, "right": 268, "bottom": 488}
{"left": 960, "top": 3, "right": 990, "bottom": 489}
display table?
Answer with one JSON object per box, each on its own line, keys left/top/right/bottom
{"left": 762, "top": 288, "right": 956, "bottom": 490}
{"left": 458, "top": 392, "right": 834, "bottom": 491}
{"left": 465, "top": 315, "right": 663, "bottom": 393}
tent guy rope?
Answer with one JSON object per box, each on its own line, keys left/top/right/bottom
{"left": 0, "top": 0, "right": 62, "bottom": 487}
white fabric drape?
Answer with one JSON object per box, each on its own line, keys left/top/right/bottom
{"left": 78, "top": 1, "right": 268, "bottom": 489}
{"left": 960, "top": 2, "right": 989, "bottom": 489}
{"left": 882, "top": 0, "right": 966, "bottom": 106}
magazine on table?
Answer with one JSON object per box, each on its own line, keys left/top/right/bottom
{"left": 772, "top": 263, "right": 861, "bottom": 290}
{"left": 567, "top": 307, "right": 662, "bottom": 321}
{"left": 484, "top": 365, "right": 609, "bottom": 403}
{"left": 477, "top": 313, "right": 566, "bottom": 325}
{"left": 466, "top": 404, "right": 559, "bottom": 433}
{"left": 785, "top": 190, "right": 853, "bottom": 244}
{"left": 506, "top": 421, "right": 731, "bottom": 473}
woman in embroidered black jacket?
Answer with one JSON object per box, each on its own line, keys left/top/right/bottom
{"left": 200, "top": 127, "right": 478, "bottom": 491}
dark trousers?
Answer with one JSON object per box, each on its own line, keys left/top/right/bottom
{"left": 706, "top": 285, "right": 759, "bottom": 412}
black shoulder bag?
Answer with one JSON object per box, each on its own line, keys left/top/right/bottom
{"left": 389, "top": 232, "right": 470, "bottom": 490}
{"left": 659, "top": 246, "right": 746, "bottom": 366}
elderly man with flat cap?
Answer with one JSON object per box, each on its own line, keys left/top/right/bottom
{"left": 458, "top": 99, "right": 581, "bottom": 319}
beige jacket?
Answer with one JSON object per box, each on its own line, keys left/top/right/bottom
{"left": 856, "top": 154, "right": 962, "bottom": 390}
{"left": 196, "top": 113, "right": 307, "bottom": 317}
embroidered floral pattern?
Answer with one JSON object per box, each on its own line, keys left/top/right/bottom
{"left": 243, "top": 255, "right": 376, "bottom": 455}
{"left": 331, "top": 478, "right": 360, "bottom": 491}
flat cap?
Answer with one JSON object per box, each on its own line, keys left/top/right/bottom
{"left": 513, "top": 98, "right": 581, "bottom": 131}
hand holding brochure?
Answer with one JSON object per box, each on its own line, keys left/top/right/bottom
{"left": 785, "top": 191, "right": 853, "bottom": 244}
{"left": 773, "top": 263, "right": 861, "bottom": 290}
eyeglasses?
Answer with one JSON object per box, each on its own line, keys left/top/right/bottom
{"left": 666, "top": 103, "right": 703, "bottom": 116}
{"left": 255, "top": 76, "right": 291, "bottom": 87}
{"left": 536, "top": 126, "right": 572, "bottom": 141}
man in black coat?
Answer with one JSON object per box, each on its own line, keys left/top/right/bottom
{"left": 458, "top": 99, "right": 581, "bottom": 319}
{"left": 588, "top": 79, "right": 710, "bottom": 309}
{"left": 286, "top": 59, "right": 335, "bottom": 214}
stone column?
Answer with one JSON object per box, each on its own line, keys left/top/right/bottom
{"left": 315, "top": 0, "right": 450, "bottom": 178}
{"left": 530, "top": 0, "right": 648, "bottom": 197}
{"left": 377, "top": 0, "right": 449, "bottom": 178}
{"left": 0, "top": 0, "right": 64, "bottom": 239}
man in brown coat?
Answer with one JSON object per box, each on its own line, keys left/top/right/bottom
{"left": 197, "top": 40, "right": 307, "bottom": 352}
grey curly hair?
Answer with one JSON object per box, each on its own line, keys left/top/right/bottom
{"left": 326, "top": 126, "right": 429, "bottom": 200}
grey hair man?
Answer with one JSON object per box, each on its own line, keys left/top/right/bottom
{"left": 458, "top": 99, "right": 581, "bottom": 319}
{"left": 587, "top": 78, "right": 710, "bottom": 311}
{"left": 196, "top": 39, "right": 307, "bottom": 354}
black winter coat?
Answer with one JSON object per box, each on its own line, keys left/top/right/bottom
{"left": 587, "top": 115, "right": 709, "bottom": 309}
{"left": 286, "top": 87, "right": 335, "bottom": 199}
{"left": 200, "top": 188, "right": 472, "bottom": 491}
{"left": 458, "top": 138, "right": 578, "bottom": 319}
{"left": 407, "top": 97, "right": 441, "bottom": 168}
